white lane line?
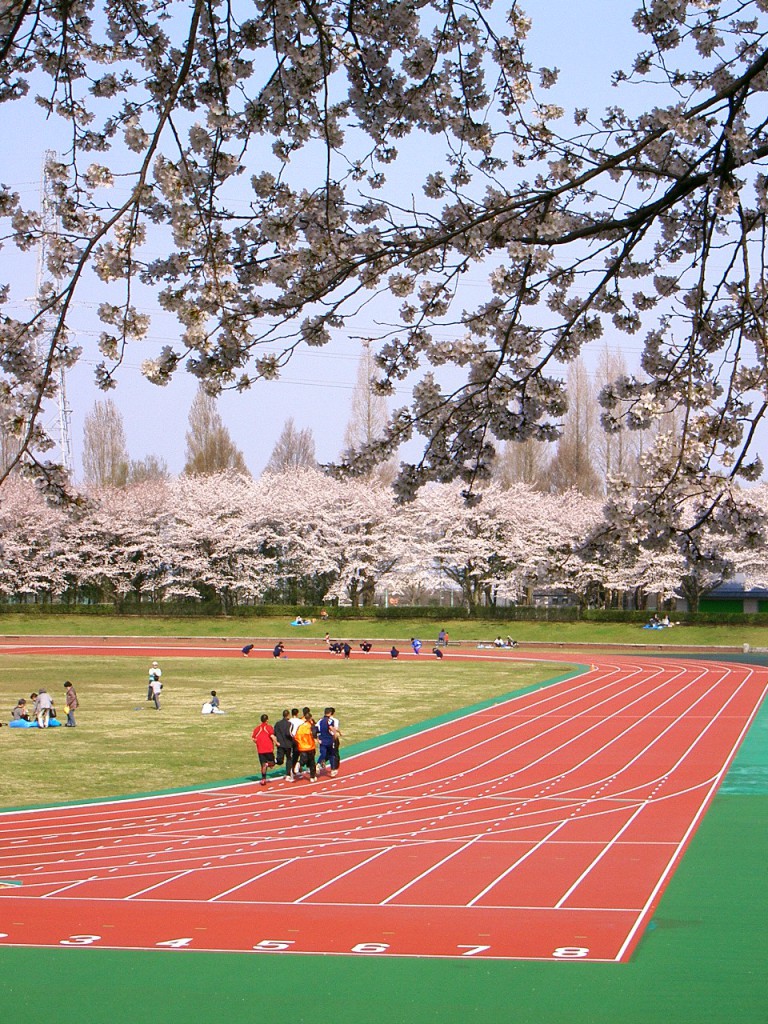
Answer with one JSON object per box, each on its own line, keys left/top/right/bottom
{"left": 207, "top": 857, "right": 302, "bottom": 902}
{"left": 125, "top": 869, "right": 196, "bottom": 900}
{"left": 379, "top": 834, "right": 485, "bottom": 905}
{"left": 293, "top": 847, "right": 393, "bottom": 903}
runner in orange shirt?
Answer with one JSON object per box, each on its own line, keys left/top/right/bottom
{"left": 294, "top": 711, "right": 318, "bottom": 782}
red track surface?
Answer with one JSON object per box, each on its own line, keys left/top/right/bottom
{"left": 0, "top": 645, "right": 765, "bottom": 962}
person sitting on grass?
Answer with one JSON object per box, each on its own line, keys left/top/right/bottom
{"left": 11, "top": 698, "right": 30, "bottom": 722}
{"left": 202, "top": 690, "right": 225, "bottom": 715}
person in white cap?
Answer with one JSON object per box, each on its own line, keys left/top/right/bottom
{"left": 147, "top": 661, "right": 162, "bottom": 706}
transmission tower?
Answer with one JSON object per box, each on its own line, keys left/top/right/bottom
{"left": 37, "top": 150, "right": 74, "bottom": 477}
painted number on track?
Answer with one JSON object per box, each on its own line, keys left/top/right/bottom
{"left": 552, "top": 947, "right": 590, "bottom": 958}
{"left": 458, "top": 945, "right": 491, "bottom": 957}
{"left": 156, "top": 938, "right": 194, "bottom": 948}
{"left": 351, "top": 942, "right": 390, "bottom": 954}
{"left": 60, "top": 934, "right": 101, "bottom": 946}
{"left": 253, "top": 940, "right": 296, "bottom": 952}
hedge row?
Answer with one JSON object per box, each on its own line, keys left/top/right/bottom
{"left": 0, "top": 602, "right": 766, "bottom": 627}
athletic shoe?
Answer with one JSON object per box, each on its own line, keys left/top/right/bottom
{"left": 330, "top": 770, "right": 338, "bottom": 777}
{"left": 285, "top": 775, "right": 294, "bottom": 782}
{"left": 310, "top": 777, "right": 317, "bottom": 783}
{"left": 260, "top": 780, "right": 266, "bottom": 786}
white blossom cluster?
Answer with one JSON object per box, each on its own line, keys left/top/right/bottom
{"left": 0, "top": 469, "right": 766, "bottom": 610}
{"left": 0, "top": 1, "right": 767, "bottom": 533}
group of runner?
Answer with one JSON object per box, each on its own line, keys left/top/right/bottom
{"left": 251, "top": 706, "right": 341, "bottom": 787}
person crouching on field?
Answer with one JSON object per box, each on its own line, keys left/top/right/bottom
{"left": 251, "top": 714, "right": 277, "bottom": 787}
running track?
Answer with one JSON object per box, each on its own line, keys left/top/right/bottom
{"left": 0, "top": 643, "right": 765, "bottom": 963}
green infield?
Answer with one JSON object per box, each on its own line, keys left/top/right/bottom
{"left": 0, "top": 652, "right": 567, "bottom": 809}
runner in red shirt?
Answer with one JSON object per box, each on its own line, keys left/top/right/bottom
{"left": 251, "top": 714, "right": 277, "bottom": 786}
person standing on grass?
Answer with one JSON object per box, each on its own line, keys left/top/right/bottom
{"left": 63, "top": 681, "right": 78, "bottom": 727}
{"left": 294, "top": 711, "right": 318, "bottom": 782}
{"left": 148, "top": 661, "right": 162, "bottom": 701}
{"left": 149, "top": 672, "right": 162, "bottom": 710}
{"left": 251, "top": 714, "right": 277, "bottom": 786}
{"left": 34, "top": 688, "right": 53, "bottom": 729}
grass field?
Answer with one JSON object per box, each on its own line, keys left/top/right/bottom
{"left": 0, "top": 610, "right": 765, "bottom": 647}
{"left": 0, "top": 651, "right": 571, "bottom": 809}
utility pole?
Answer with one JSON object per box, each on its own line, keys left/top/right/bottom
{"left": 37, "top": 150, "right": 74, "bottom": 477}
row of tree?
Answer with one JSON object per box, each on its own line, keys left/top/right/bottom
{"left": 79, "top": 349, "right": 684, "bottom": 497}
{"left": 79, "top": 345, "right": 393, "bottom": 486}
{"left": 1, "top": 471, "right": 766, "bottom": 613}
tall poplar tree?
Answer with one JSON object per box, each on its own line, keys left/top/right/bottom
{"left": 545, "top": 360, "right": 602, "bottom": 497}
{"left": 82, "top": 399, "right": 130, "bottom": 489}
{"left": 342, "top": 342, "right": 397, "bottom": 486}
{"left": 183, "top": 388, "right": 249, "bottom": 477}
{"left": 264, "top": 418, "right": 318, "bottom": 474}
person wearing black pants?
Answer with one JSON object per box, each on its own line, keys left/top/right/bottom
{"left": 274, "top": 709, "right": 295, "bottom": 779}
